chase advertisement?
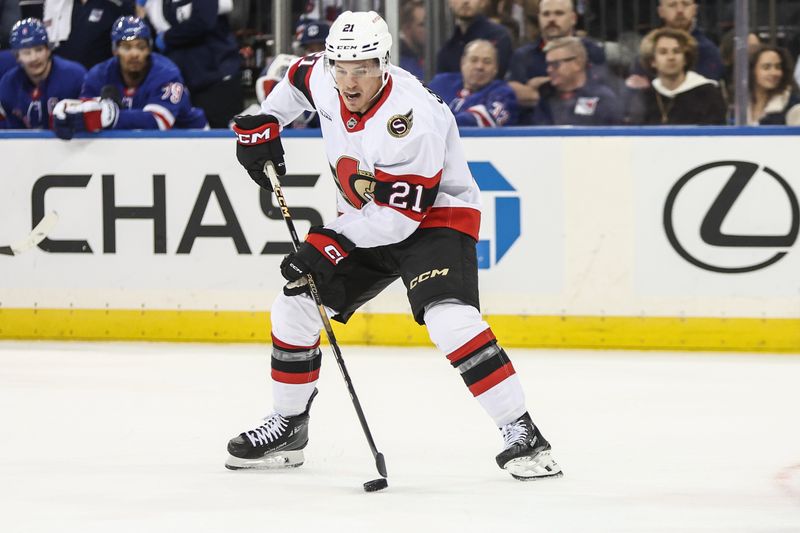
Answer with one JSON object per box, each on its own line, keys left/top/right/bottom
{"left": 1, "top": 133, "right": 798, "bottom": 320}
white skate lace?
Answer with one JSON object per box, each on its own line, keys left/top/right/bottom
{"left": 245, "top": 413, "right": 289, "bottom": 447}
{"left": 501, "top": 419, "right": 529, "bottom": 449}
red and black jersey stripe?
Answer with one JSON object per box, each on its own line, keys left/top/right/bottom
{"left": 371, "top": 168, "right": 442, "bottom": 222}
{"left": 286, "top": 52, "right": 322, "bottom": 109}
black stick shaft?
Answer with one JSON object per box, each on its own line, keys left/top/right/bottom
{"left": 262, "top": 162, "right": 387, "bottom": 478}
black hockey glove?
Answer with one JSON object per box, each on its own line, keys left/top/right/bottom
{"left": 232, "top": 114, "right": 286, "bottom": 191}
{"left": 280, "top": 227, "right": 355, "bottom": 285}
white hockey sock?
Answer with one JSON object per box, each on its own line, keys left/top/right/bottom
{"left": 425, "top": 301, "right": 527, "bottom": 427}
{"left": 270, "top": 293, "right": 330, "bottom": 416}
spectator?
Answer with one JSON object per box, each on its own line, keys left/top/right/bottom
{"left": 399, "top": 0, "right": 425, "bottom": 79}
{"left": 508, "top": 0, "right": 606, "bottom": 120}
{"left": 143, "top": 0, "right": 242, "bottom": 128}
{"left": 628, "top": 28, "right": 726, "bottom": 125}
{"left": 293, "top": 19, "right": 328, "bottom": 55}
{"left": 747, "top": 45, "right": 800, "bottom": 126}
{"left": 532, "top": 36, "right": 621, "bottom": 125}
{"left": 1, "top": 0, "right": 22, "bottom": 48}
{"left": 716, "top": 29, "right": 760, "bottom": 116}
{"left": 719, "top": 29, "right": 760, "bottom": 82}
{"left": 520, "top": 0, "right": 541, "bottom": 45}
{"left": 428, "top": 39, "right": 518, "bottom": 127}
{"left": 0, "top": 17, "right": 85, "bottom": 129}
{"left": 52, "top": 16, "right": 207, "bottom": 139}
{"left": 437, "top": 0, "right": 512, "bottom": 78}
{"left": 43, "top": 0, "right": 135, "bottom": 70}
{"left": 626, "top": 0, "right": 723, "bottom": 88}
{"left": 486, "top": 0, "right": 521, "bottom": 49}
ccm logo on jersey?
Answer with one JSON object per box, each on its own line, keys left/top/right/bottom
{"left": 410, "top": 268, "right": 449, "bottom": 289}
{"left": 323, "top": 245, "right": 345, "bottom": 264}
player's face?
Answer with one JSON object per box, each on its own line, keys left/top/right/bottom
{"left": 448, "top": 0, "right": 486, "bottom": 19}
{"left": 17, "top": 45, "right": 51, "bottom": 79}
{"left": 651, "top": 37, "right": 686, "bottom": 77}
{"left": 333, "top": 59, "right": 384, "bottom": 113}
{"left": 754, "top": 51, "right": 783, "bottom": 92}
{"left": 538, "top": 0, "right": 577, "bottom": 41}
{"left": 461, "top": 43, "right": 498, "bottom": 91}
{"left": 116, "top": 39, "right": 151, "bottom": 76}
{"left": 658, "top": 0, "right": 696, "bottom": 31}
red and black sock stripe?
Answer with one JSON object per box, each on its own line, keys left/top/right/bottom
{"left": 447, "top": 329, "right": 516, "bottom": 396}
{"left": 271, "top": 334, "right": 322, "bottom": 384}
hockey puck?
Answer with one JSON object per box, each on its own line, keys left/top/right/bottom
{"left": 363, "top": 478, "right": 388, "bottom": 492}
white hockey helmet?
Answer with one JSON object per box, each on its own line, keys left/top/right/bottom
{"left": 325, "top": 11, "right": 393, "bottom": 85}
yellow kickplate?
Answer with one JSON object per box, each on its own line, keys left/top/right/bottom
{"left": 0, "top": 308, "right": 798, "bottom": 352}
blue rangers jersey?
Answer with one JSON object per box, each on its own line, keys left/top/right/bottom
{"left": 82, "top": 52, "right": 207, "bottom": 130}
{"left": 0, "top": 55, "right": 85, "bottom": 129}
{"left": 427, "top": 72, "right": 518, "bottom": 127}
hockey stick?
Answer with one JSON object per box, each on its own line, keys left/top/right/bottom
{"left": 261, "top": 161, "right": 388, "bottom": 481}
{"left": 0, "top": 211, "right": 59, "bottom": 256}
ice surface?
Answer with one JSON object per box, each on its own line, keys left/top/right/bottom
{"left": 1, "top": 341, "right": 799, "bottom": 533}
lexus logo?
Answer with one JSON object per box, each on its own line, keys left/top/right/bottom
{"left": 664, "top": 161, "right": 799, "bottom": 273}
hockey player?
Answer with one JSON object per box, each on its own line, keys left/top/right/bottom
{"left": 53, "top": 16, "right": 207, "bottom": 139}
{"left": 248, "top": 20, "right": 331, "bottom": 128}
{"left": 428, "top": 39, "right": 518, "bottom": 127}
{"left": 227, "top": 11, "right": 562, "bottom": 481}
{"left": 0, "top": 18, "right": 85, "bottom": 129}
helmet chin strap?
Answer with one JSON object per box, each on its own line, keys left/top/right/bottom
{"left": 364, "top": 57, "right": 391, "bottom": 105}
{"left": 365, "top": 71, "right": 390, "bottom": 105}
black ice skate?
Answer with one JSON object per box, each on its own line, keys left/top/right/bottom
{"left": 225, "top": 389, "right": 317, "bottom": 470}
{"left": 495, "top": 412, "right": 563, "bottom": 480}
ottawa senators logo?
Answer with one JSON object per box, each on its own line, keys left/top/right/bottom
{"left": 387, "top": 109, "right": 413, "bottom": 138}
{"left": 331, "top": 157, "right": 376, "bottom": 209}
{"left": 349, "top": 174, "right": 376, "bottom": 205}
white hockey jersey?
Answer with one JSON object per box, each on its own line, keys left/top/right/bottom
{"left": 260, "top": 52, "right": 482, "bottom": 248}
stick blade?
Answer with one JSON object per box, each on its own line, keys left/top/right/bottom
{"left": 9, "top": 211, "right": 59, "bottom": 255}
{"left": 375, "top": 452, "right": 388, "bottom": 478}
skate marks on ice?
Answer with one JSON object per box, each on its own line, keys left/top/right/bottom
{"left": 0, "top": 342, "right": 799, "bottom": 532}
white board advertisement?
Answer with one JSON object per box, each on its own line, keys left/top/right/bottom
{"left": 1, "top": 134, "right": 798, "bottom": 321}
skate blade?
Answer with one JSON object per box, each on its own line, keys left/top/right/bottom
{"left": 503, "top": 450, "right": 563, "bottom": 480}
{"left": 225, "top": 450, "right": 305, "bottom": 471}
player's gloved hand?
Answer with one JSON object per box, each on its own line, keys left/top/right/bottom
{"left": 283, "top": 277, "right": 310, "bottom": 297}
{"left": 53, "top": 98, "right": 82, "bottom": 140}
{"left": 232, "top": 114, "right": 285, "bottom": 191}
{"left": 77, "top": 98, "right": 119, "bottom": 132}
{"left": 52, "top": 97, "right": 119, "bottom": 140}
{"left": 280, "top": 227, "right": 355, "bottom": 285}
